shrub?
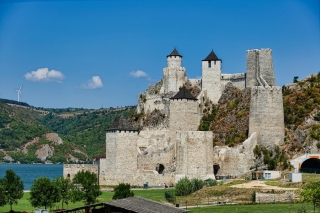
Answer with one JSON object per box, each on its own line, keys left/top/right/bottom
{"left": 175, "top": 177, "right": 192, "bottom": 196}
{"left": 112, "top": 183, "right": 134, "bottom": 200}
{"left": 164, "top": 191, "right": 175, "bottom": 203}
{"left": 191, "top": 178, "right": 205, "bottom": 192}
{"left": 206, "top": 179, "right": 217, "bottom": 186}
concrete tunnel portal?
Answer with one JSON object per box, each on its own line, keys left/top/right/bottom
{"left": 300, "top": 158, "right": 320, "bottom": 173}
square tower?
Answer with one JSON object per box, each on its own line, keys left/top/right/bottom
{"left": 201, "top": 50, "right": 222, "bottom": 103}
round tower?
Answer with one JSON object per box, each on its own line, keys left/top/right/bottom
{"left": 201, "top": 50, "right": 222, "bottom": 103}
{"left": 163, "top": 48, "right": 186, "bottom": 94}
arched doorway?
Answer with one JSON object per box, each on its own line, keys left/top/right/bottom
{"left": 300, "top": 158, "right": 320, "bottom": 173}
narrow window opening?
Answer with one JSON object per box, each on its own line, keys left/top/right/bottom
{"left": 208, "top": 61, "right": 211, "bottom": 68}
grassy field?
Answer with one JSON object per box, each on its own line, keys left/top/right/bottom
{"left": 189, "top": 203, "right": 316, "bottom": 213}
{"left": 0, "top": 189, "right": 169, "bottom": 213}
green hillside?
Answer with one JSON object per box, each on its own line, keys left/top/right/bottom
{"left": 0, "top": 99, "right": 135, "bottom": 163}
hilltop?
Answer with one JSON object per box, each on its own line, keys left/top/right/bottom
{"left": 0, "top": 99, "right": 135, "bottom": 163}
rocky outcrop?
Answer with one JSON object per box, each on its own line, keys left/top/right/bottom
{"left": 211, "top": 82, "right": 251, "bottom": 146}
{"left": 45, "top": 133, "right": 63, "bottom": 145}
{"left": 36, "top": 144, "right": 54, "bottom": 161}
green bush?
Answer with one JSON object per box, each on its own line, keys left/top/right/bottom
{"left": 112, "top": 183, "right": 134, "bottom": 200}
{"left": 175, "top": 177, "right": 205, "bottom": 196}
{"left": 164, "top": 191, "right": 175, "bottom": 203}
{"left": 206, "top": 179, "right": 217, "bottom": 186}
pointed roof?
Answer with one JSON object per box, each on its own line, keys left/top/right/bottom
{"left": 202, "top": 50, "right": 221, "bottom": 62}
{"left": 106, "top": 115, "right": 137, "bottom": 131}
{"left": 167, "top": 48, "right": 182, "bottom": 58}
{"left": 170, "top": 87, "right": 197, "bottom": 100}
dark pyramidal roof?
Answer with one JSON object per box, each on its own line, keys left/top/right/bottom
{"left": 170, "top": 87, "right": 197, "bottom": 100}
{"left": 167, "top": 48, "right": 182, "bottom": 57}
{"left": 107, "top": 115, "right": 137, "bottom": 131}
{"left": 202, "top": 50, "right": 221, "bottom": 61}
{"left": 105, "top": 196, "right": 187, "bottom": 213}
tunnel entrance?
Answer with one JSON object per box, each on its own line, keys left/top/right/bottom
{"left": 156, "top": 164, "right": 165, "bottom": 174}
{"left": 300, "top": 158, "right": 320, "bottom": 173}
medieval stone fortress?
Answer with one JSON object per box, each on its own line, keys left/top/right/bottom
{"left": 64, "top": 48, "right": 285, "bottom": 186}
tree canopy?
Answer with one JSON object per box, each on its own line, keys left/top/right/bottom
{"left": 72, "top": 171, "right": 102, "bottom": 205}
{"left": 300, "top": 181, "right": 320, "bottom": 213}
{"left": 29, "top": 177, "right": 60, "bottom": 209}
{"left": 53, "top": 177, "right": 75, "bottom": 209}
{"left": 112, "top": 183, "right": 134, "bottom": 200}
{"left": 0, "top": 170, "right": 24, "bottom": 211}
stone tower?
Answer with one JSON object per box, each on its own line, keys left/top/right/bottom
{"left": 169, "top": 88, "right": 200, "bottom": 131}
{"left": 246, "top": 48, "right": 275, "bottom": 88}
{"left": 202, "top": 50, "right": 222, "bottom": 103}
{"left": 163, "top": 49, "right": 186, "bottom": 93}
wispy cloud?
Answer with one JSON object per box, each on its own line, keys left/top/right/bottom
{"left": 81, "top": 76, "right": 103, "bottom": 89}
{"left": 130, "top": 70, "right": 148, "bottom": 78}
{"left": 24, "top": 68, "right": 65, "bottom": 83}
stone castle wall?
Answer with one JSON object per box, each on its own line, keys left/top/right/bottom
{"left": 249, "top": 86, "right": 284, "bottom": 148}
{"left": 221, "top": 73, "right": 246, "bottom": 90}
{"left": 63, "top": 164, "right": 98, "bottom": 180}
{"left": 163, "top": 55, "right": 186, "bottom": 93}
{"left": 169, "top": 99, "right": 200, "bottom": 131}
{"left": 175, "top": 131, "right": 215, "bottom": 179}
{"left": 202, "top": 60, "right": 222, "bottom": 103}
{"left": 212, "top": 132, "right": 257, "bottom": 177}
{"left": 246, "top": 48, "right": 275, "bottom": 88}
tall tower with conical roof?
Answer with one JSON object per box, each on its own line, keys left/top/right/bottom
{"left": 163, "top": 48, "right": 186, "bottom": 93}
{"left": 202, "top": 50, "right": 222, "bottom": 103}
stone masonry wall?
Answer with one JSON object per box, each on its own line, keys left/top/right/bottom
{"left": 249, "top": 86, "right": 284, "bottom": 148}
{"left": 221, "top": 73, "right": 246, "bottom": 90}
{"left": 212, "top": 132, "right": 257, "bottom": 177}
{"left": 202, "top": 60, "right": 222, "bottom": 103}
{"left": 169, "top": 99, "right": 200, "bottom": 131}
{"left": 256, "top": 192, "right": 296, "bottom": 203}
{"left": 163, "top": 56, "right": 186, "bottom": 93}
{"left": 259, "top": 49, "right": 275, "bottom": 86}
{"left": 63, "top": 164, "right": 98, "bottom": 180}
{"left": 175, "top": 131, "right": 215, "bottom": 180}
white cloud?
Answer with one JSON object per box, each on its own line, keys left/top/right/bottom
{"left": 130, "top": 70, "right": 148, "bottom": 78}
{"left": 81, "top": 76, "right": 103, "bottom": 89}
{"left": 24, "top": 68, "right": 65, "bottom": 82}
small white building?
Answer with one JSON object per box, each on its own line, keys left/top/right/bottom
{"left": 289, "top": 172, "right": 302, "bottom": 182}
{"left": 252, "top": 170, "right": 281, "bottom": 180}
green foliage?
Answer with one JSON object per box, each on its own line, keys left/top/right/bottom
{"left": 175, "top": 177, "right": 193, "bottom": 196}
{"left": 0, "top": 170, "right": 24, "bottom": 211}
{"left": 314, "top": 112, "right": 320, "bottom": 121}
{"left": 293, "top": 76, "right": 299, "bottom": 83}
{"left": 199, "top": 104, "right": 217, "bottom": 131}
{"left": 228, "top": 99, "right": 240, "bottom": 110}
{"left": 29, "top": 177, "right": 60, "bottom": 209}
{"left": 175, "top": 177, "right": 205, "bottom": 196}
{"left": 53, "top": 177, "right": 75, "bottom": 209}
{"left": 112, "top": 183, "right": 134, "bottom": 200}
{"left": 310, "top": 124, "right": 320, "bottom": 140}
{"left": 164, "top": 191, "right": 175, "bottom": 203}
{"left": 206, "top": 179, "right": 217, "bottom": 186}
{"left": 0, "top": 183, "right": 5, "bottom": 207}
{"left": 251, "top": 191, "right": 256, "bottom": 203}
{"left": 72, "top": 171, "right": 101, "bottom": 204}
{"left": 237, "top": 110, "right": 245, "bottom": 117}
{"left": 300, "top": 181, "right": 320, "bottom": 212}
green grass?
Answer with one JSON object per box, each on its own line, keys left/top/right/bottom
{"left": 0, "top": 189, "right": 168, "bottom": 213}
{"left": 189, "top": 203, "right": 316, "bottom": 213}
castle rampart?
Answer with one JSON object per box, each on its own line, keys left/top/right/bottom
{"left": 249, "top": 86, "right": 284, "bottom": 148}
{"left": 221, "top": 73, "right": 246, "bottom": 90}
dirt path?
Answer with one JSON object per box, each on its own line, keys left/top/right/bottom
{"left": 230, "top": 180, "right": 298, "bottom": 190}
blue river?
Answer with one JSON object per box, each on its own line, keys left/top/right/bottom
{"left": 0, "top": 164, "right": 63, "bottom": 190}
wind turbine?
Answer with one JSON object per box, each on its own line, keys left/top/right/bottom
{"left": 16, "top": 85, "right": 22, "bottom": 102}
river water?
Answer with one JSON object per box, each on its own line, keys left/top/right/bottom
{"left": 0, "top": 164, "right": 63, "bottom": 190}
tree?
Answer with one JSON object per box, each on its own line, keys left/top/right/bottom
{"left": 112, "top": 183, "right": 134, "bottom": 200}
{"left": 72, "top": 171, "right": 101, "bottom": 205}
{"left": 293, "top": 76, "right": 299, "bottom": 83}
{"left": 0, "top": 170, "right": 24, "bottom": 211}
{"left": 53, "top": 177, "right": 75, "bottom": 209}
{"left": 175, "top": 177, "right": 193, "bottom": 196}
{"left": 29, "top": 177, "right": 60, "bottom": 209}
{"left": 0, "top": 182, "right": 6, "bottom": 207}
{"left": 300, "top": 181, "right": 320, "bottom": 213}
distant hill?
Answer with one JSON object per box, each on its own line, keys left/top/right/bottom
{"left": 0, "top": 99, "right": 135, "bottom": 164}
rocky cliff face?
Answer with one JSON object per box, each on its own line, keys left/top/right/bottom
{"left": 211, "top": 83, "right": 251, "bottom": 147}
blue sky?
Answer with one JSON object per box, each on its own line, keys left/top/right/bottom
{"left": 0, "top": 0, "right": 319, "bottom": 109}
